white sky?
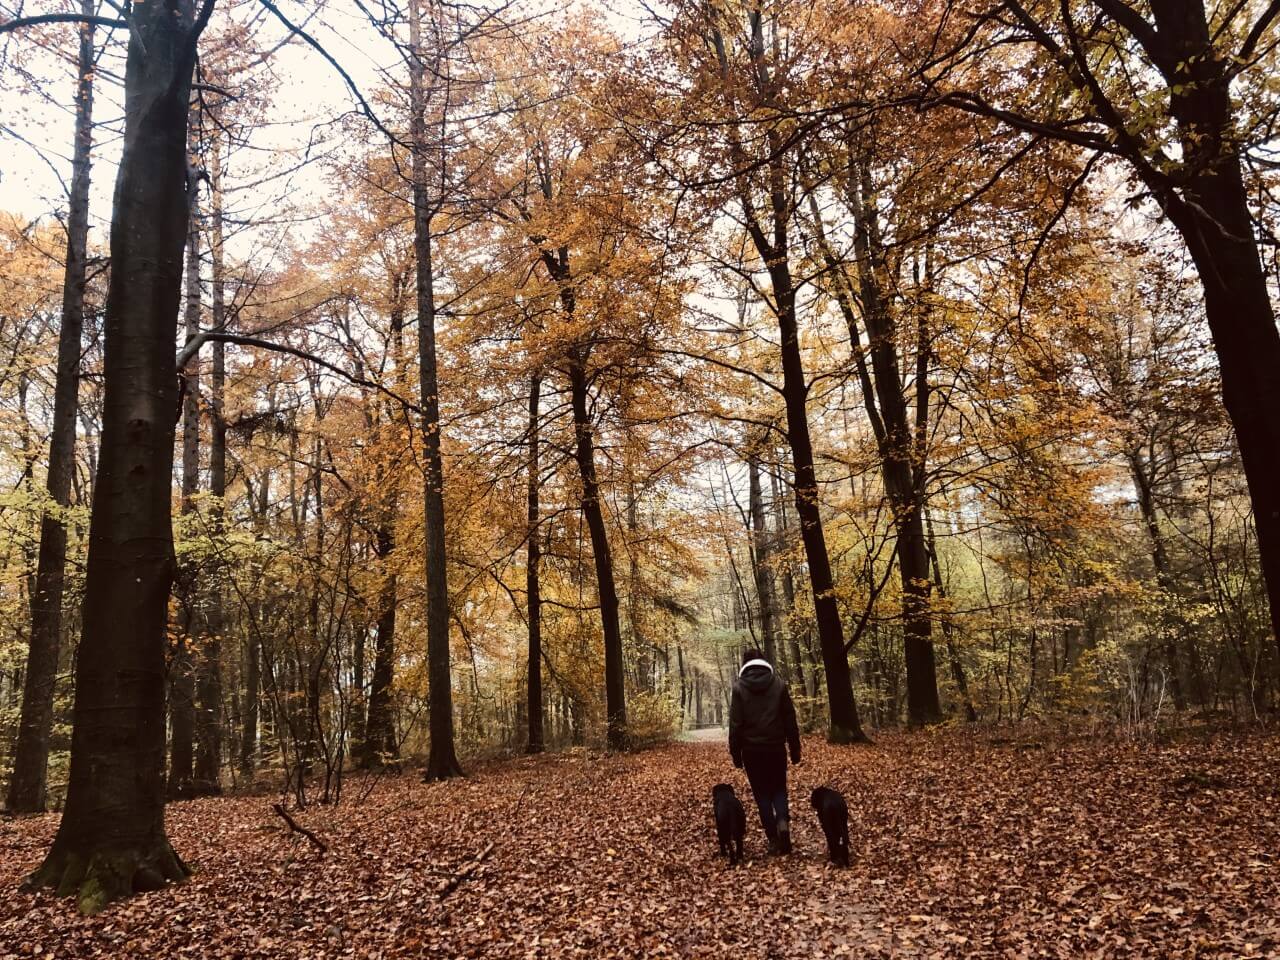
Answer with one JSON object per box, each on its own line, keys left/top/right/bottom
{"left": 0, "top": 1, "right": 419, "bottom": 249}
{"left": 0, "top": 0, "right": 649, "bottom": 247}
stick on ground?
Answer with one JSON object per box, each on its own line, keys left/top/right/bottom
{"left": 271, "top": 802, "right": 328, "bottom": 854}
{"left": 437, "top": 841, "right": 495, "bottom": 900}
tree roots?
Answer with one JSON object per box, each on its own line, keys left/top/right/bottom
{"left": 23, "top": 839, "right": 190, "bottom": 914}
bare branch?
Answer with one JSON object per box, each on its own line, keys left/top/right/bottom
{"left": 255, "top": 0, "right": 407, "bottom": 148}
{"left": 177, "top": 331, "right": 424, "bottom": 415}
{"left": 0, "top": 13, "right": 126, "bottom": 35}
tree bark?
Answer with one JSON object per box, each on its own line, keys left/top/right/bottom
{"left": 409, "top": 0, "right": 462, "bottom": 781}
{"left": 193, "top": 138, "right": 226, "bottom": 794}
{"left": 1149, "top": 2, "right": 1280, "bottom": 656}
{"left": 924, "top": 506, "right": 977, "bottom": 721}
{"left": 845, "top": 163, "right": 942, "bottom": 726}
{"left": 568, "top": 352, "right": 629, "bottom": 749}
{"left": 363, "top": 309, "right": 403, "bottom": 769}
{"left": 747, "top": 450, "right": 781, "bottom": 665}
{"left": 526, "top": 373, "right": 544, "bottom": 754}
{"left": 772, "top": 468, "right": 812, "bottom": 706}
{"left": 239, "top": 469, "right": 267, "bottom": 780}
{"left": 947, "top": 0, "right": 1280, "bottom": 654}
{"left": 168, "top": 145, "right": 202, "bottom": 800}
{"left": 7, "top": 3, "right": 95, "bottom": 814}
{"left": 24, "top": 0, "right": 207, "bottom": 913}
{"left": 771, "top": 269, "right": 868, "bottom": 744}
{"left": 364, "top": 514, "right": 399, "bottom": 767}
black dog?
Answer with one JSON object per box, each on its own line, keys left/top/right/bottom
{"left": 810, "top": 786, "right": 850, "bottom": 866}
{"left": 712, "top": 783, "right": 746, "bottom": 865}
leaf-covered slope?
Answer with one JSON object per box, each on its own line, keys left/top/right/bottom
{"left": 2, "top": 731, "right": 1277, "bottom": 957}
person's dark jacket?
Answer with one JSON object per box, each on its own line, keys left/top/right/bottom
{"left": 729, "top": 660, "right": 801, "bottom": 767}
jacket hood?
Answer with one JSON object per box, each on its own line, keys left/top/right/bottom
{"left": 738, "top": 658, "right": 774, "bottom": 693}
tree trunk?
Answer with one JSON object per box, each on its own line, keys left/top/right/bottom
{"left": 25, "top": 0, "right": 206, "bottom": 913}
{"left": 7, "top": 4, "right": 96, "bottom": 814}
{"left": 568, "top": 353, "right": 628, "bottom": 749}
{"left": 924, "top": 506, "right": 977, "bottom": 722}
{"left": 724, "top": 73, "right": 864, "bottom": 739}
{"left": 772, "top": 271, "right": 867, "bottom": 744}
{"left": 168, "top": 151, "right": 201, "bottom": 801}
{"left": 193, "top": 142, "right": 226, "bottom": 794}
{"left": 747, "top": 450, "right": 781, "bottom": 665}
{"left": 362, "top": 310, "right": 403, "bottom": 769}
{"left": 1128, "top": 449, "right": 1190, "bottom": 709}
{"left": 772, "top": 468, "right": 812, "bottom": 705}
{"left": 677, "top": 644, "right": 687, "bottom": 722}
{"left": 526, "top": 373, "right": 544, "bottom": 754}
{"left": 1148, "top": 1, "right": 1280, "bottom": 655}
{"left": 364, "top": 517, "right": 399, "bottom": 767}
{"left": 847, "top": 164, "right": 942, "bottom": 726}
{"left": 409, "top": 0, "right": 462, "bottom": 781}
{"left": 239, "top": 469, "right": 267, "bottom": 780}
{"left": 627, "top": 486, "right": 651, "bottom": 693}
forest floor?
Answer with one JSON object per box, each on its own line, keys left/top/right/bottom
{"left": 2, "top": 726, "right": 1279, "bottom": 958}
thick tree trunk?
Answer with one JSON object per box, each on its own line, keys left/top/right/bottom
{"left": 568, "top": 354, "right": 628, "bottom": 750}
{"left": 1183, "top": 173, "right": 1280, "bottom": 670}
{"left": 725, "top": 82, "right": 864, "bottom": 739}
{"left": 526, "top": 373, "right": 544, "bottom": 754}
{"left": 1148, "top": 1, "right": 1280, "bottom": 654}
{"left": 409, "top": 0, "right": 462, "bottom": 781}
{"left": 25, "top": 0, "right": 205, "bottom": 913}
{"left": 7, "top": 5, "right": 95, "bottom": 814}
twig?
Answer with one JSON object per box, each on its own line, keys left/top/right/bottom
{"left": 510, "top": 782, "right": 532, "bottom": 821}
{"left": 272, "top": 802, "right": 328, "bottom": 854}
{"left": 437, "top": 841, "right": 495, "bottom": 900}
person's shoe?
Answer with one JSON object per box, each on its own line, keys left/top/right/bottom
{"left": 767, "top": 835, "right": 782, "bottom": 855}
{"left": 776, "top": 817, "right": 791, "bottom": 854}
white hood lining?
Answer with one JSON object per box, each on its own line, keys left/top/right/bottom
{"left": 738, "top": 658, "right": 773, "bottom": 678}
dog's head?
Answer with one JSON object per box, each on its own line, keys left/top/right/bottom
{"left": 712, "top": 782, "right": 735, "bottom": 800}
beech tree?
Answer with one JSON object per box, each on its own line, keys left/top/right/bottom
{"left": 20, "top": 0, "right": 214, "bottom": 913}
{"left": 636, "top": 0, "right": 877, "bottom": 742}
{"left": 6, "top": 1, "right": 97, "bottom": 814}
{"left": 926, "top": 0, "right": 1280, "bottom": 649}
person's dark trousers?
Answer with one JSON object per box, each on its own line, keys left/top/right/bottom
{"left": 742, "top": 745, "right": 789, "bottom": 840}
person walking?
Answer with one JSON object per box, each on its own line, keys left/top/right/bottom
{"left": 729, "top": 649, "right": 801, "bottom": 854}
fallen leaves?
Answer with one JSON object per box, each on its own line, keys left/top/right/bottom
{"left": 0, "top": 728, "right": 1277, "bottom": 957}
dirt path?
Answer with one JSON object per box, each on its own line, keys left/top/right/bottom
{"left": 679, "top": 725, "right": 728, "bottom": 744}
{"left": 2, "top": 730, "right": 1278, "bottom": 957}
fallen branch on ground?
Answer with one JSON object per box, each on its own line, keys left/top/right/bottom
{"left": 271, "top": 802, "right": 328, "bottom": 855}
{"left": 437, "top": 841, "right": 495, "bottom": 900}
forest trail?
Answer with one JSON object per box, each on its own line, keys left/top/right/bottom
{"left": 679, "top": 726, "right": 728, "bottom": 743}
{"left": 3, "top": 729, "right": 1279, "bottom": 958}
